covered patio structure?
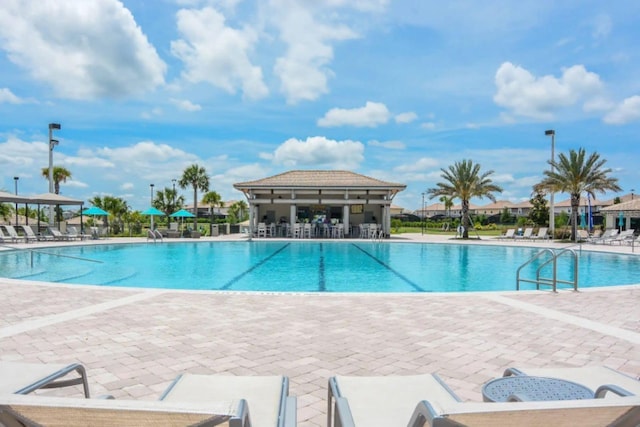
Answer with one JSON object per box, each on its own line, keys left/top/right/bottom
{"left": 600, "top": 198, "right": 640, "bottom": 231}
{"left": 233, "top": 170, "right": 406, "bottom": 238}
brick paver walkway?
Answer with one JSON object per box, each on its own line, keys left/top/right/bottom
{"left": 1, "top": 234, "right": 639, "bottom": 426}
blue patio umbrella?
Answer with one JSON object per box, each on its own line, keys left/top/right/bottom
{"left": 142, "top": 207, "right": 165, "bottom": 230}
{"left": 579, "top": 211, "right": 586, "bottom": 229}
{"left": 82, "top": 206, "right": 108, "bottom": 216}
{"left": 170, "top": 209, "right": 195, "bottom": 233}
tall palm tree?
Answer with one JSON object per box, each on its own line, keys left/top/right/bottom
{"left": 154, "top": 187, "right": 185, "bottom": 226}
{"left": 202, "top": 191, "right": 223, "bottom": 221}
{"left": 89, "top": 195, "right": 129, "bottom": 233}
{"left": 228, "top": 200, "right": 248, "bottom": 223}
{"left": 41, "top": 166, "right": 72, "bottom": 194}
{"left": 427, "top": 159, "right": 503, "bottom": 238}
{"left": 178, "top": 164, "right": 210, "bottom": 229}
{"left": 534, "top": 148, "right": 621, "bottom": 242}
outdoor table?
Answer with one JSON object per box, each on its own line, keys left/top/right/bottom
{"left": 482, "top": 376, "right": 593, "bottom": 402}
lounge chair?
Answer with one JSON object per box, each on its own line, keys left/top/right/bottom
{"left": 407, "top": 396, "right": 640, "bottom": 427}
{"left": 503, "top": 366, "right": 640, "bottom": 398}
{"left": 47, "top": 226, "right": 69, "bottom": 241}
{"left": 515, "top": 227, "right": 534, "bottom": 240}
{"left": 0, "top": 374, "right": 296, "bottom": 427}
{"left": 531, "top": 227, "right": 548, "bottom": 240}
{"left": 576, "top": 229, "right": 590, "bottom": 241}
{"left": 67, "top": 226, "right": 91, "bottom": 240}
{"left": 327, "top": 374, "right": 461, "bottom": 426}
{"left": 3, "top": 225, "right": 28, "bottom": 243}
{"left": 0, "top": 361, "right": 90, "bottom": 397}
{"left": 498, "top": 229, "right": 516, "bottom": 239}
{"left": 591, "top": 229, "right": 619, "bottom": 244}
{"left": 609, "top": 229, "right": 635, "bottom": 245}
{"left": 0, "top": 226, "right": 18, "bottom": 243}
{"left": 22, "top": 225, "right": 52, "bottom": 242}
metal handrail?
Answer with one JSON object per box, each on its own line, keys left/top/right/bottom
{"left": 0, "top": 244, "right": 102, "bottom": 268}
{"left": 517, "top": 248, "right": 579, "bottom": 292}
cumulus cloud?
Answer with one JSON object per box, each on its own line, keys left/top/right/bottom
{"left": 170, "top": 98, "right": 202, "bottom": 112}
{"left": 267, "top": 136, "right": 364, "bottom": 169}
{"left": 270, "top": 1, "right": 358, "bottom": 104}
{"left": 368, "top": 140, "right": 405, "bottom": 149}
{"left": 394, "top": 157, "right": 439, "bottom": 173}
{"left": 421, "top": 122, "right": 436, "bottom": 130}
{"left": 0, "top": 88, "right": 24, "bottom": 104}
{"left": 603, "top": 96, "right": 640, "bottom": 125}
{"left": 493, "top": 62, "right": 605, "bottom": 120}
{"left": 171, "top": 7, "right": 268, "bottom": 100}
{"left": 0, "top": 0, "right": 166, "bottom": 100}
{"left": 318, "top": 101, "right": 390, "bottom": 127}
{"left": 394, "top": 112, "right": 417, "bottom": 124}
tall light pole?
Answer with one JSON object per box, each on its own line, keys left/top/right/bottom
{"left": 150, "top": 183, "right": 155, "bottom": 230}
{"left": 421, "top": 192, "right": 426, "bottom": 235}
{"left": 14, "top": 176, "right": 19, "bottom": 225}
{"left": 172, "top": 179, "right": 177, "bottom": 209}
{"left": 48, "top": 123, "right": 61, "bottom": 225}
{"left": 545, "top": 129, "right": 555, "bottom": 238}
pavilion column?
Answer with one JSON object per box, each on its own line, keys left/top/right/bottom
{"left": 383, "top": 204, "right": 390, "bottom": 237}
{"left": 343, "top": 205, "right": 350, "bottom": 236}
{"left": 290, "top": 204, "right": 297, "bottom": 229}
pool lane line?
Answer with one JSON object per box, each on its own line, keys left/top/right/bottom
{"left": 318, "top": 243, "right": 326, "bottom": 292}
{"left": 218, "top": 243, "right": 291, "bottom": 290}
{"left": 352, "top": 244, "right": 426, "bottom": 292}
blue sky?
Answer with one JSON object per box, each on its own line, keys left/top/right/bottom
{"left": 1, "top": 0, "right": 639, "bottom": 211}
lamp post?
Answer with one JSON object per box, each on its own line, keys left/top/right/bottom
{"left": 421, "top": 192, "right": 426, "bottom": 235}
{"left": 14, "top": 176, "right": 19, "bottom": 225}
{"left": 150, "top": 184, "right": 155, "bottom": 230}
{"left": 545, "top": 129, "right": 555, "bottom": 238}
{"left": 48, "top": 123, "right": 61, "bottom": 225}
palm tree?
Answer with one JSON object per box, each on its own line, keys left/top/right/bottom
{"left": 439, "top": 196, "right": 453, "bottom": 219}
{"left": 154, "top": 187, "right": 184, "bottom": 226}
{"left": 89, "top": 195, "right": 129, "bottom": 234}
{"left": 427, "top": 159, "right": 503, "bottom": 238}
{"left": 178, "top": 164, "right": 210, "bottom": 230}
{"left": 202, "top": 191, "right": 223, "bottom": 221}
{"left": 534, "top": 148, "right": 621, "bottom": 242}
{"left": 228, "top": 200, "right": 248, "bottom": 224}
{"left": 41, "top": 166, "right": 72, "bottom": 194}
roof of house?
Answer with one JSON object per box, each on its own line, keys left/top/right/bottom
{"left": 233, "top": 170, "right": 406, "bottom": 190}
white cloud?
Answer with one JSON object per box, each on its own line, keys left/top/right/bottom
{"left": 121, "top": 182, "right": 134, "bottom": 190}
{"left": 394, "top": 157, "right": 439, "bottom": 173}
{"left": 0, "top": 0, "right": 166, "bottom": 100}
{"left": 603, "top": 96, "right": 640, "bottom": 124}
{"left": 592, "top": 14, "right": 612, "bottom": 40}
{"left": 0, "top": 88, "right": 24, "bottom": 104}
{"left": 421, "top": 122, "right": 436, "bottom": 130}
{"left": 395, "top": 112, "right": 417, "bottom": 123}
{"left": 270, "top": 1, "right": 358, "bottom": 104}
{"left": 268, "top": 136, "right": 364, "bottom": 169}
{"left": 170, "top": 98, "right": 202, "bottom": 112}
{"left": 171, "top": 7, "right": 268, "bottom": 100}
{"left": 318, "top": 101, "right": 390, "bottom": 127}
{"left": 493, "top": 62, "right": 605, "bottom": 120}
{"left": 368, "top": 140, "right": 405, "bottom": 149}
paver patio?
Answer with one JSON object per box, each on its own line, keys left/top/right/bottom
{"left": 1, "top": 234, "right": 639, "bottom": 426}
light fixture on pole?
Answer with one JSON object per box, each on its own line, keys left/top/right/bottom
{"left": 150, "top": 183, "right": 155, "bottom": 230}
{"left": 48, "top": 123, "right": 61, "bottom": 225}
{"left": 14, "top": 176, "right": 19, "bottom": 225}
{"left": 545, "top": 129, "right": 555, "bottom": 238}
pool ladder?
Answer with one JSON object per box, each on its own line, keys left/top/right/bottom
{"left": 516, "top": 248, "right": 579, "bottom": 292}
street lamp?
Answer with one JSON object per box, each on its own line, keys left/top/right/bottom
{"left": 545, "top": 129, "right": 555, "bottom": 238}
{"left": 14, "top": 176, "right": 19, "bottom": 225}
{"left": 172, "top": 179, "right": 177, "bottom": 207}
{"left": 48, "top": 123, "right": 61, "bottom": 225}
{"left": 421, "top": 192, "right": 426, "bottom": 235}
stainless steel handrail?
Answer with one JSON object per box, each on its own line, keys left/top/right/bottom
{"left": 517, "top": 248, "right": 579, "bottom": 292}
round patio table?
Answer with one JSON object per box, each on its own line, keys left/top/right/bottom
{"left": 482, "top": 376, "right": 593, "bottom": 402}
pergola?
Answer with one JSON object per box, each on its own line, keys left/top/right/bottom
{"left": 0, "top": 192, "right": 84, "bottom": 231}
{"left": 233, "top": 170, "right": 406, "bottom": 237}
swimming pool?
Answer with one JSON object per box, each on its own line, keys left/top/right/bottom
{"left": 1, "top": 241, "right": 638, "bottom": 292}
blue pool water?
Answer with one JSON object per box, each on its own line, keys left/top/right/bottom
{"left": 0, "top": 241, "right": 638, "bottom": 292}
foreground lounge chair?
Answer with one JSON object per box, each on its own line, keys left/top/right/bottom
{"left": 327, "top": 374, "right": 461, "bottom": 426}
{"left": 498, "top": 229, "right": 515, "bottom": 239}
{"left": 3, "top": 225, "right": 27, "bottom": 243}
{"left": 0, "top": 361, "right": 90, "bottom": 397}
{"left": 0, "top": 374, "right": 296, "bottom": 427}
{"left": 503, "top": 366, "right": 640, "bottom": 398}
{"left": 0, "top": 226, "right": 18, "bottom": 243}
{"left": 407, "top": 396, "right": 640, "bottom": 427}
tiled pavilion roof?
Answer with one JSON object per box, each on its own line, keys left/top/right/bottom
{"left": 234, "top": 170, "right": 406, "bottom": 189}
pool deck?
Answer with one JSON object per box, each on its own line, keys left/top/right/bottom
{"left": 1, "top": 233, "right": 639, "bottom": 426}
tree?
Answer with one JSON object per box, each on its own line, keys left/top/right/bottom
{"left": 439, "top": 196, "right": 453, "bottom": 219}
{"left": 228, "top": 201, "right": 248, "bottom": 224}
{"left": 202, "top": 191, "right": 223, "bottom": 221}
{"left": 89, "top": 195, "right": 129, "bottom": 234}
{"left": 178, "top": 164, "right": 210, "bottom": 230}
{"left": 528, "top": 191, "right": 549, "bottom": 226}
{"left": 41, "top": 166, "right": 72, "bottom": 194}
{"left": 534, "top": 148, "right": 621, "bottom": 242}
{"left": 154, "top": 187, "right": 184, "bottom": 226}
{"left": 427, "top": 159, "right": 503, "bottom": 238}
{"left": 500, "top": 207, "right": 513, "bottom": 224}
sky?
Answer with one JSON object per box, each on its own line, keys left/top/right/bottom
{"left": 1, "top": 0, "right": 639, "bottom": 212}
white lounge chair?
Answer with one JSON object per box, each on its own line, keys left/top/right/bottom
{"left": 498, "top": 229, "right": 516, "bottom": 239}
{"left": 515, "top": 227, "right": 534, "bottom": 240}
{"left": 47, "top": 227, "right": 69, "bottom": 241}
{"left": 503, "top": 366, "right": 640, "bottom": 398}
{"left": 531, "top": 227, "right": 548, "bottom": 240}
{"left": 591, "top": 229, "right": 619, "bottom": 244}
{"left": 609, "top": 229, "right": 635, "bottom": 245}
{"left": 327, "top": 374, "right": 461, "bottom": 426}
{"left": 0, "top": 374, "right": 297, "bottom": 427}
{"left": 0, "top": 226, "right": 18, "bottom": 243}
{"left": 22, "top": 225, "right": 52, "bottom": 242}
{"left": 3, "top": 225, "right": 27, "bottom": 243}
{"left": 0, "top": 361, "right": 90, "bottom": 397}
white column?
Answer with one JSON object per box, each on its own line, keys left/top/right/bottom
{"left": 343, "top": 205, "right": 350, "bottom": 236}
{"left": 290, "top": 204, "right": 297, "bottom": 229}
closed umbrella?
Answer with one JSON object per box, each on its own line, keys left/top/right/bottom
{"left": 618, "top": 211, "right": 624, "bottom": 231}
{"left": 579, "top": 211, "right": 586, "bottom": 229}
